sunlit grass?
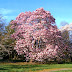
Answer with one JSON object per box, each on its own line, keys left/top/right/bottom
{"left": 0, "top": 62, "right": 72, "bottom": 72}
{"left": 55, "top": 70, "right": 72, "bottom": 72}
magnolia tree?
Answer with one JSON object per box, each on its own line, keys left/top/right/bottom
{"left": 10, "top": 8, "right": 70, "bottom": 62}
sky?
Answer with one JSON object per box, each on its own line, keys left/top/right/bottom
{"left": 0, "top": 0, "right": 72, "bottom": 28}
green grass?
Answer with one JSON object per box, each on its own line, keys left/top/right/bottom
{"left": 0, "top": 62, "right": 72, "bottom": 72}
{"left": 55, "top": 70, "right": 72, "bottom": 72}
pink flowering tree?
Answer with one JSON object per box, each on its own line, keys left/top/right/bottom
{"left": 10, "top": 8, "right": 70, "bottom": 63}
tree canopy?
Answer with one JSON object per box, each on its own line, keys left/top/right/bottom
{"left": 10, "top": 8, "right": 71, "bottom": 63}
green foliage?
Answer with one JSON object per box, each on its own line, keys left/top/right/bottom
{"left": 0, "top": 20, "right": 17, "bottom": 60}
{"left": 2, "top": 23, "right": 15, "bottom": 45}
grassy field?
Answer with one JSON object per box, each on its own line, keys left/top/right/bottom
{"left": 0, "top": 62, "right": 72, "bottom": 72}
{"left": 54, "top": 70, "right": 72, "bottom": 72}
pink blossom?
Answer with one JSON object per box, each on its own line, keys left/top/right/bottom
{"left": 10, "top": 8, "right": 69, "bottom": 62}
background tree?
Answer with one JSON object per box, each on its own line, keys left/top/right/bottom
{"left": 0, "top": 14, "right": 5, "bottom": 43}
{"left": 0, "top": 14, "right": 6, "bottom": 60}
{"left": 59, "top": 21, "right": 70, "bottom": 45}
{"left": 0, "top": 19, "right": 17, "bottom": 60}
{"left": 60, "top": 21, "right": 69, "bottom": 27}
{"left": 59, "top": 23, "right": 72, "bottom": 62}
{"left": 59, "top": 23, "right": 72, "bottom": 42}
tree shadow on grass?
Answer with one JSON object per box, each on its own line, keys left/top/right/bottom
{"left": 0, "top": 68, "right": 8, "bottom": 70}
{"left": 0, "top": 64, "right": 44, "bottom": 71}
{"left": 8, "top": 64, "right": 42, "bottom": 69}
{"left": 0, "top": 64, "right": 49, "bottom": 72}
{"left": 9, "top": 64, "right": 45, "bottom": 71}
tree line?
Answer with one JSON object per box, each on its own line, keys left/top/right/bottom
{"left": 0, "top": 8, "right": 72, "bottom": 63}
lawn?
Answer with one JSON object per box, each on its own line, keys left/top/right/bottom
{"left": 0, "top": 62, "right": 72, "bottom": 72}
{"left": 55, "top": 70, "right": 72, "bottom": 72}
